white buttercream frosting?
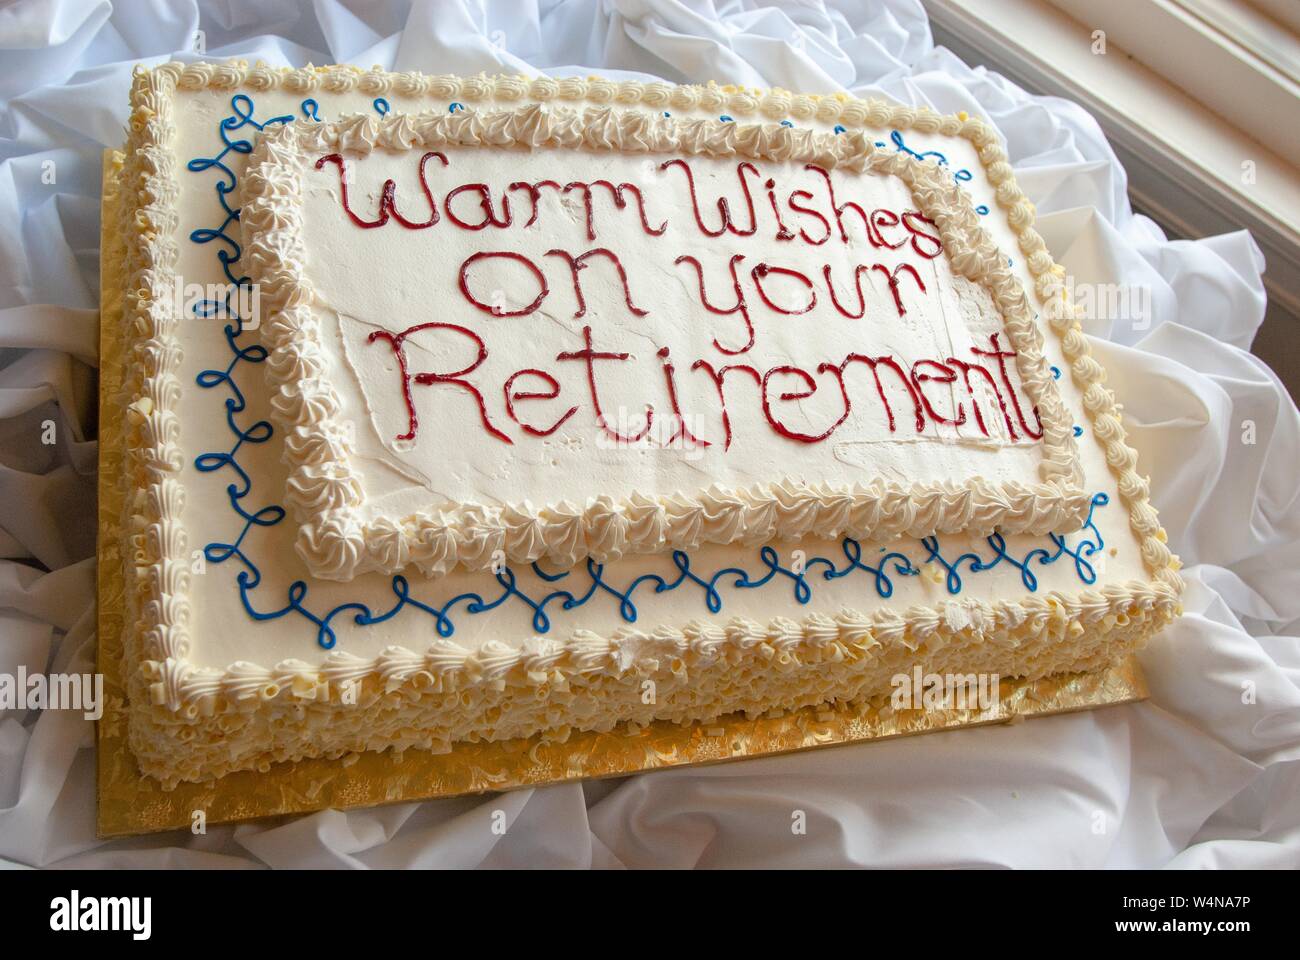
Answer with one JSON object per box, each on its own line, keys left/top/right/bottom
{"left": 113, "top": 62, "right": 1184, "bottom": 788}
{"left": 243, "top": 101, "right": 1089, "bottom": 582}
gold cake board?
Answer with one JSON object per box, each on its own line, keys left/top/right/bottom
{"left": 95, "top": 151, "right": 1147, "bottom": 838}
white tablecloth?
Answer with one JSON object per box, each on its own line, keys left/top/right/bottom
{"left": 0, "top": 0, "right": 1295, "bottom": 869}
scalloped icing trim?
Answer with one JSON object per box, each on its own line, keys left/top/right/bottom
{"left": 122, "top": 66, "right": 192, "bottom": 684}
{"left": 118, "top": 61, "right": 1183, "bottom": 748}
{"left": 244, "top": 103, "right": 1086, "bottom": 582}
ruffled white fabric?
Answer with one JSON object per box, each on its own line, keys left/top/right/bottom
{"left": 0, "top": 0, "right": 1295, "bottom": 869}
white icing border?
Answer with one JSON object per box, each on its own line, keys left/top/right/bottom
{"left": 117, "top": 62, "right": 1183, "bottom": 758}
{"left": 244, "top": 104, "right": 1087, "bottom": 582}
{"left": 122, "top": 66, "right": 192, "bottom": 692}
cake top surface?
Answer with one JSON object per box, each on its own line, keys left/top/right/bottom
{"left": 240, "top": 97, "right": 1086, "bottom": 582}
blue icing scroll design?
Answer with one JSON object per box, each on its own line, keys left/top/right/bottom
{"left": 300, "top": 98, "right": 320, "bottom": 121}
{"left": 247, "top": 491, "right": 1107, "bottom": 651}
{"left": 192, "top": 324, "right": 283, "bottom": 536}
{"left": 373, "top": 97, "right": 390, "bottom": 116}
{"left": 919, "top": 493, "right": 1108, "bottom": 594}
{"left": 878, "top": 130, "right": 984, "bottom": 212}
{"left": 887, "top": 129, "right": 975, "bottom": 184}
{"left": 185, "top": 94, "right": 293, "bottom": 293}
{"left": 188, "top": 96, "right": 1114, "bottom": 653}
{"left": 189, "top": 95, "right": 293, "bottom": 627}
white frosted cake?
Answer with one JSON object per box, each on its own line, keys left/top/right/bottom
{"left": 112, "top": 61, "right": 1182, "bottom": 786}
